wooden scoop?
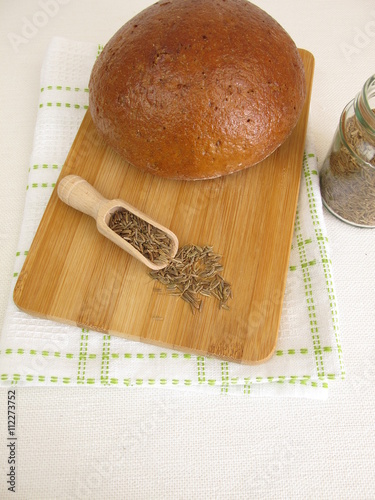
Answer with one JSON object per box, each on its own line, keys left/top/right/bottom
{"left": 57, "top": 175, "right": 179, "bottom": 270}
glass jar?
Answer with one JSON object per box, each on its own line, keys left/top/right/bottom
{"left": 320, "top": 74, "right": 375, "bottom": 228}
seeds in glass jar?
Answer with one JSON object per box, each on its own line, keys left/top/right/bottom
{"left": 108, "top": 209, "right": 173, "bottom": 265}
{"left": 320, "top": 113, "right": 375, "bottom": 226}
{"left": 149, "top": 244, "right": 232, "bottom": 313}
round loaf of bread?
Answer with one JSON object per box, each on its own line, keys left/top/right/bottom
{"left": 89, "top": 0, "right": 306, "bottom": 180}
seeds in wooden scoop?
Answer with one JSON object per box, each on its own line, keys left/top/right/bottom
{"left": 108, "top": 209, "right": 173, "bottom": 266}
{"left": 149, "top": 244, "right": 232, "bottom": 313}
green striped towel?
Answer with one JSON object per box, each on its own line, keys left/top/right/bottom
{"left": 0, "top": 37, "right": 345, "bottom": 398}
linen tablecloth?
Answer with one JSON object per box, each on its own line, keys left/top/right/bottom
{"left": 0, "top": 37, "right": 345, "bottom": 398}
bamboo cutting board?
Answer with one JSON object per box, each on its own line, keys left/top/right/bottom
{"left": 14, "top": 50, "right": 314, "bottom": 364}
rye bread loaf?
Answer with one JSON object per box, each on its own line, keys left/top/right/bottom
{"left": 89, "top": 0, "right": 306, "bottom": 180}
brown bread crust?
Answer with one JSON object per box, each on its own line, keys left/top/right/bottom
{"left": 89, "top": 0, "right": 306, "bottom": 180}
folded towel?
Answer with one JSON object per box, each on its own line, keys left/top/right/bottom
{"left": 0, "top": 37, "right": 345, "bottom": 398}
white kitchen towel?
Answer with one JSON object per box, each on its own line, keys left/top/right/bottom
{"left": 0, "top": 37, "right": 345, "bottom": 398}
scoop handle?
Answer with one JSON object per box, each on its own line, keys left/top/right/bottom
{"left": 57, "top": 175, "right": 106, "bottom": 219}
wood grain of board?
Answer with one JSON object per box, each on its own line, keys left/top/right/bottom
{"left": 14, "top": 50, "right": 314, "bottom": 364}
